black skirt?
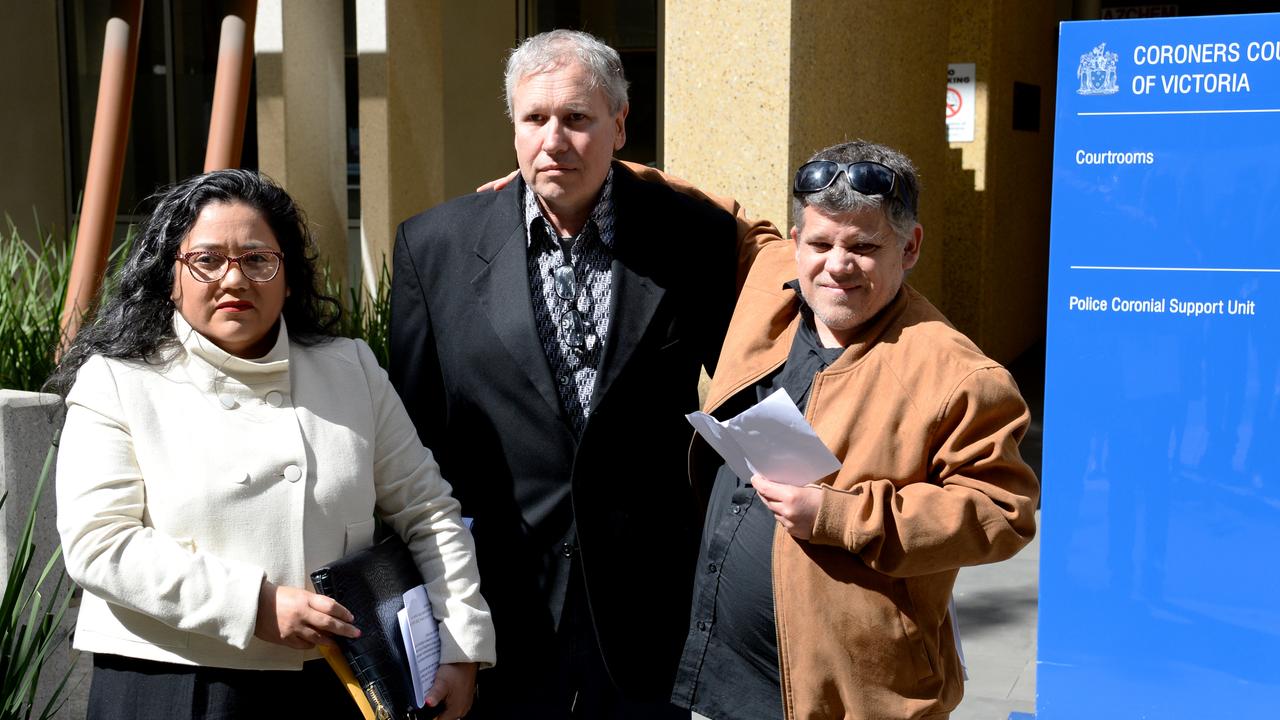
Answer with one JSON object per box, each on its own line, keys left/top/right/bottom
{"left": 86, "top": 653, "right": 363, "bottom": 720}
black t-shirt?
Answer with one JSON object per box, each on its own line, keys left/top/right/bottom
{"left": 672, "top": 290, "right": 845, "bottom": 720}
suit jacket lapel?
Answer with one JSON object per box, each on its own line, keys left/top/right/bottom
{"left": 471, "top": 182, "right": 565, "bottom": 422}
{"left": 591, "top": 165, "right": 666, "bottom": 414}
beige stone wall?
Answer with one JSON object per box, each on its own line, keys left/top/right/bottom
{"left": 0, "top": 1, "right": 67, "bottom": 236}
{"left": 256, "top": 0, "right": 349, "bottom": 284}
{"left": 664, "top": 0, "right": 792, "bottom": 232}
{"left": 356, "top": 0, "right": 514, "bottom": 291}
{"left": 441, "top": 2, "right": 518, "bottom": 201}
{"left": 946, "top": 0, "right": 1056, "bottom": 362}
{"left": 982, "top": 0, "right": 1055, "bottom": 363}
{"left": 788, "top": 0, "right": 950, "bottom": 306}
{"left": 356, "top": 0, "right": 443, "bottom": 288}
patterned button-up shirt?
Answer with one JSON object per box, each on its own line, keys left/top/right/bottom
{"left": 524, "top": 169, "right": 616, "bottom": 435}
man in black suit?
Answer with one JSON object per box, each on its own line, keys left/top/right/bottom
{"left": 389, "top": 29, "right": 752, "bottom": 719}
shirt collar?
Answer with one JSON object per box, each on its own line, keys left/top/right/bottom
{"left": 173, "top": 309, "right": 290, "bottom": 383}
{"left": 523, "top": 167, "right": 617, "bottom": 250}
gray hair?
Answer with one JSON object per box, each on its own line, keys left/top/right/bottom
{"left": 791, "top": 140, "right": 921, "bottom": 241}
{"left": 504, "top": 29, "right": 629, "bottom": 118}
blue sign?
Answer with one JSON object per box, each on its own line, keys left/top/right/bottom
{"left": 1042, "top": 12, "right": 1280, "bottom": 719}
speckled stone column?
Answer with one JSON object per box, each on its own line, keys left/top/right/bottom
{"left": 255, "top": 0, "right": 349, "bottom": 285}
{"left": 664, "top": 0, "right": 949, "bottom": 305}
{"left": 354, "top": 0, "right": 515, "bottom": 294}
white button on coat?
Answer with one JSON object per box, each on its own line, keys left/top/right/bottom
{"left": 264, "top": 390, "right": 284, "bottom": 407}
{"left": 283, "top": 465, "right": 302, "bottom": 483}
{"left": 218, "top": 393, "right": 237, "bottom": 409}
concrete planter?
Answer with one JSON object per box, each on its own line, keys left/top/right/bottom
{"left": 0, "top": 389, "right": 89, "bottom": 717}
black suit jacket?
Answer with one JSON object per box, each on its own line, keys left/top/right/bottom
{"left": 388, "top": 162, "right": 739, "bottom": 700}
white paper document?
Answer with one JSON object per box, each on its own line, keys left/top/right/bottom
{"left": 397, "top": 584, "right": 441, "bottom": 708}
{"left": 685, "top": 388, "right": 842, "bottom": 486}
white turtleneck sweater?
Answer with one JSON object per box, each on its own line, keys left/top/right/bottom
{"left": 56, "top": 312, "right": 495, "bottom": 670}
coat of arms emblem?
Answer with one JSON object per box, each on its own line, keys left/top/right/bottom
{"left": 1077, "top": 43, "right": 1119, "bottom": 95}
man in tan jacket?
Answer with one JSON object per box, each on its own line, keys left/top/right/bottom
{"left": 671, "top": 140, "right": 1040, "bottom": 720}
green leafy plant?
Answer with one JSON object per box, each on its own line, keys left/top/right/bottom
{"left": 327, "top": 258, "right": 393, "bottom": 369}
{"left": 0, "top": 440, "right": 76, "bottom": 720}
{"left": 0, "top": 217, "right": 133, "bottom": 393}
{"left": 0, "top": 219, "right": 73, "bottom": 393}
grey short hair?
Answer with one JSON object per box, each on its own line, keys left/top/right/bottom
{"left": 504, "top": 29, "right": 629, "bottom": 118}
{"left": 791, "top": 140, "right": 921, "bottom": 241}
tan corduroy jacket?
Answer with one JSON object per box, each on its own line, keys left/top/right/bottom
{"left": 691, "top": 240, "right": 1040, "bottom": 720}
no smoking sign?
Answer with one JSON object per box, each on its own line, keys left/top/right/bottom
{"left": 946, "top": 87, "right": 963, "bottom": 118}
{"left": 947, "top": 63, "right": 975, "bottom": 142}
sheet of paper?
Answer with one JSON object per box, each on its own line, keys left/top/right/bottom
{"left": 686, "top": 388, "right": 841, "bottom": 486}
{"left": 685, "top": 411, "right": 755, "bottom": 481}
{"left": 949, "top": 595, "right": 968, "bottom": 680}
{"left": 397, "top": 584, "right": 440, "bottom": 708}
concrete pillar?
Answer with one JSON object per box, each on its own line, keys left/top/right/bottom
{"left": 355, "top": 0, "right": 514, "bottom": 292}
{"left": 788, "top": 1, "right": 950, "bottom": 305}
{"left": 255, "top": 0, "right": 349, "bottom": 285}
{"left": 0, "top": 2, "right": 67, "bottom": 236}
{"left": 0, "top": 391, "right": 90, "bottom": 718}
{"left": 664, "top": 1, "right": 792, "bottom": 240}
{"left": 664, "top": 0, "right": 948, "bottom": 304}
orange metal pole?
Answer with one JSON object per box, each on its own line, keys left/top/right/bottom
{"left": 59, "top": 0, "right": 144, "bottom": 349}
{"left": 204, "top": 0, "right": 258, "bottom": 171}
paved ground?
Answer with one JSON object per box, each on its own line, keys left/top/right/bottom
{"left": 951, "top": 513, "right": 1039, "bottom": 720}
{"left": 952, "top": 342, "right": 1044, "bottom": 720}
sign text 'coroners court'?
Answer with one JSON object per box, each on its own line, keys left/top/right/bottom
{"left": 1067, "top": 295, "right": 1257, "bottom": 317}
{"left": 1131, "top": 40, "right": 1280, "bottom": 95}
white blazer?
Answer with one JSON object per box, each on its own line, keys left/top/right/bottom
{"left": 56, "top": 313, "right": 495, "bottom": 670}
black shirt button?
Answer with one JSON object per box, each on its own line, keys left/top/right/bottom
{"left": 707, "top": 562, "right": 718, "bottom": 574}
{"left": 560, "top": 543, "right": 575, "bottom": 558}
{"left": 696, "top": 620, "right": 709, "bottom": 631}
{"left": 731, "top": 505, "right": 742, "bottom": 515}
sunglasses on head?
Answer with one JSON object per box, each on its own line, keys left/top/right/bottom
{"left": 792, "top": 160, "right": 916, "bottom": 214}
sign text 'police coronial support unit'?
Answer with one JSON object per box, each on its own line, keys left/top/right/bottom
{"left": 1068, "top": 295, "right": 1257, "bottom": 317}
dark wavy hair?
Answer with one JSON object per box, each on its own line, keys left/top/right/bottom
{"left": 46, "top": 169, "right": 342, "bottom": 398}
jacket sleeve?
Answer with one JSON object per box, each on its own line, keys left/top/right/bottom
{"left": 620, "top": 160, "right": 784, "bottom": 291}
{"left": 55, "top": 356, "right": 265, "bottom": 648}
{"left": 356, "top": 341, "right": 497, "bottom": 667}
{"left": 808, "top": 366, "right": 1040, "bottom": 577}
{"left": 388, "top": 221, "right": 448, "bottom": 453}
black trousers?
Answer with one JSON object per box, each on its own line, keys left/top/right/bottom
{"left": 86, "top": 653, "right": 363, "bottom": 720}
{"left": 469, "top": 562, "right": 687, "bottom": 720}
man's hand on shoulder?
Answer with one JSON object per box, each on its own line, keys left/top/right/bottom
{"left": 752, "top": 474, "right": 823, "bottom": 540}
{"left": 475, "top": 170, "right": 519, "bottom": 193}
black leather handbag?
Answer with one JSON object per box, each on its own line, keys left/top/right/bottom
{"left": 311, "top": 534, "right": 441, "bottom": 720}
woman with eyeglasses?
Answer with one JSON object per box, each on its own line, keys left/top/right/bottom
{"left": 48, "top": 169, "right": 493, "bottom": 720}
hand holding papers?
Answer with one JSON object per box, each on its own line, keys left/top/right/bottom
{"left": 398, "top": 585, "right": 442, "bottom": 709}
{"left": 310, "top": 535, "right": 439, "bottom": 718}
{"left": 685, "top": 389, "right": 841, "bottom": 486}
